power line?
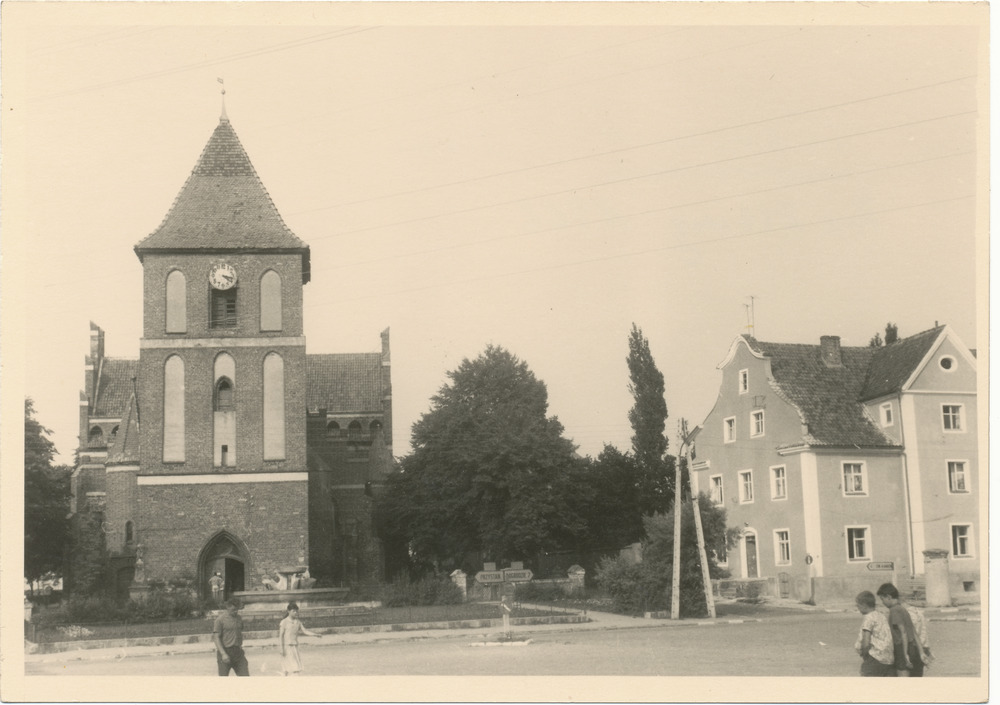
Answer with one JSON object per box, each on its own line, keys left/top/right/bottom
{"left": 306, "top": 194, "right": 972, "bottom": 308}
{"left": 309, "top": 149, "right": 973, "bottom": 277}
{"left": 31, "top": 27, "right": 380, "bottom": 103}
{"left": 302, "top": 109, "right": 975, "bottom": 241}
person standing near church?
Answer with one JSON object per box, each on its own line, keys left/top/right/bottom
{"left": 209, "top": 572, "right": 224, "bottom": 604}
{"left": 213, "top": 599, "right": 250, "bottom": 676}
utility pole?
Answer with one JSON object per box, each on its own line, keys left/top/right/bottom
{"left": 685, "top": 421, "right": 716, "bottom": 618}
{"left": 670, "top": 421, "right": 683, "bottom": 620}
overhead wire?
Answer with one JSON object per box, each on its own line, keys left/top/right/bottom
{"left": 305, "top": 194, "right": 972, "bottom": 309}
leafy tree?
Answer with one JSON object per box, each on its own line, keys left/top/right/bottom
{"left": 574, "top": 445, "right": 645, "bottom": 551}
{"left": 885, "top": 322, "right": 899, "bottom": 345}
{"left": 626, "top": 324, "right": 674, "bottom": 515}
{"left": 869, "top": 332, "right": 883, "bottom": 348}
{"left": 595, "top": 494, "right": 737, "bottom": 617}
{"left": 24, "top": 399, "right": 73, "bottom": 589}
{"left": 376, "top": 346, "right": 590, "bottom": 573}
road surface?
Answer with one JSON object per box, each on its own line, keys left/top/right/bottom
{"left": 26, "top": 611, "right": 979, "bottom": 677}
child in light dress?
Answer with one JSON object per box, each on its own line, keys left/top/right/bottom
{"left": 854, "top": 591, "right": 895, "bottom": 676}
{"left": 279, "top": 601, "right": 322, "bottom": 676}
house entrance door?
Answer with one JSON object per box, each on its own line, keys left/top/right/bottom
{"left": 745, "top": 534, "right": 758, "bottom": 578}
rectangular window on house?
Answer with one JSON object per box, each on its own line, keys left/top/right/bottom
{"left": 710, "top": 475, "right": 724, "bottom": 505}
{"left": 880, "top": 402, "right": 893, "bottom": 427}
{"left": 771, "top": 465, "right": 787, "bottom": 500}
{"left": 951, "top": 524, "right": 972, "bottom": 557}
{"left": 842, "top": 462, "right": 867, "bottom": 496}
{"left": 211, "top": 288, "right": 238, "bottom": 328}
{"left": 948, "top": 461, "right": 968, "bottom": 493}
{"left": 724, "top": 417, "right": 735, "bottom": 443}
{"left": 739, "top": 470, "right": 754, "bottom": 503}
{"left": 751, "top": 410, "right": 765, "bottom": 437}
{"left": 774, "top": 530, "right": 791, "bottom": 565}
{"left": 739, "top": 369, "right": 749, "bottom": 394}
{"left": 846, "top": 526, "right": 870, "bottom": 561}
{"left": 942, "top": 404, "right": 963, "bottom": 432}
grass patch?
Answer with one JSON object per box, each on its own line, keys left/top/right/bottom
{"left": 28, "top": 603, "right": 574, "bottom": 644}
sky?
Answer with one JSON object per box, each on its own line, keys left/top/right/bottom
{"left": 4, "top": 4, "right": 987, "bottom": 467}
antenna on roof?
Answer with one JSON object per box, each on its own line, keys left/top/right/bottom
{"left": 217, "top": 78, "right": 228, "bottom": 121}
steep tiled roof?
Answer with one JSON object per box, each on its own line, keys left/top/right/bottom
{"left": 107, "top": 391, "right": 140, "bottom": 465}
{"left": 859, "top": 326, "right": 944, "bottom": 401}
{"left": 93, "top": 358, "right": 139, "bottom": 418}
{"left": 743, "top": 337, "right": 895, "bottom": 448}
{"left": 134, "top": 118, "right": 309, "bottom": 270}
{"left": 306, "top": 353, "right": 383, "bottom": 414}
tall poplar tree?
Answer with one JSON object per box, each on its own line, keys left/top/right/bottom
{"left": 626, "top": 324, "right": 674, "bottom": 516}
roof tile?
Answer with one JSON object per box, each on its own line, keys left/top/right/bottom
{"left": 93, "top": 358, "right": 139, "bottom": 418}
{"left": 135, "top": 118, "right": 308, "bottom": 254}
{"left": 859, "top": 326, "right": 943, "bottom": 401}
{"left": 306, "top": 353, "right": 383, "bottom": 413}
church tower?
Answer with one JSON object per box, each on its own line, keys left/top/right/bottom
{"left": 131, "top": 109, "right": 312, "bottom": 594}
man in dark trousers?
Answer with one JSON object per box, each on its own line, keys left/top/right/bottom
{"left": 213, "top": 598, "right": 249, "bottom": 676}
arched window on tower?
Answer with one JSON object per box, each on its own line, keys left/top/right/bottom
{"left": 165, "top": 270, "right": 187, "bottom": 333}
{"left": 369, "top": 420, "right": 383, "bottom": 436}
{"left": 263, "top": 353, "right": 285, "bottom": 460}
{"left": 215, "top": 378, "right": 234, "bottom": 410}
{"left": 110, "top": 425, "right": 120, "bottom": 444}
{"left": 348, "top": 420, "right": 362, "bottom": 441}
{"left": 260, "top": 270, "right": 282, "bottom": 332}
{"left": 326, "top": 421, "right": 341, "bottom": 438}
{"left": 88, "top": 426, "right": 104, "bottom": 448}
{"left": 163, "top": 355, "right": 185, "bottom": 462}
{"left": 214, "top": 353, "right": 236, "bottom": 468}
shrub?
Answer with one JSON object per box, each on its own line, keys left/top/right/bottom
{"left": 379, "top": 574, "right": 463, "bottom": 607}
{"left": 514, "top": 581, "right": 566, "bottom": 602}
{"left": 34, "top": 590, "right": 204, "bottom": 625}
{"left": 594, "top": 554, "right": 669, "bottom": 615}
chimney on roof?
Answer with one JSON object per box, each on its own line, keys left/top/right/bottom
{"left": 820, "top": 335, "right": 843, "bottom": 367}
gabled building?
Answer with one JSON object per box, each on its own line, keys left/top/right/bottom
{"left": 690, "top": 326, "right": 978, "bottom": 602}
{"left": 71, "top": 107, "right": 393, "bottom": 599}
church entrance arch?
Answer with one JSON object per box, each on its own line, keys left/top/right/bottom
{"left": 199, "top": 531, "right": 250, "bottom": 601}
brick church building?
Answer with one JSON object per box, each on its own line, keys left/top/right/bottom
{"left": 71, "top": 107, "right": 393, "bottom": 599}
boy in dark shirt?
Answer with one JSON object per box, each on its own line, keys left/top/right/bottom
{"left": 213, "top": 598, "right": 249, "bottom": 676}
{"left": 876, "top": 583, "right": 923, "bottom": 677}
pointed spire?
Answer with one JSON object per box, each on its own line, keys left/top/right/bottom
{"left": 218, "top": 78, "right": 228, "bottom": 122}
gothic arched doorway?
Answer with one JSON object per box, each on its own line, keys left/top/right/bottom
{"left": 199, "top": 531, "right": 249, "bottom": 601}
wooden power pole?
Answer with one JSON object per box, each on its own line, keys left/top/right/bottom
{"left": 670, "top": 421, "right": 683, "bottom": 620}
{"left": 686, "top": 423, "right": 716, "bottom": 618}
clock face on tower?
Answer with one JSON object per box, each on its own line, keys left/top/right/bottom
{"left": 209, "top": 263, "right": 238, "bottom": 290}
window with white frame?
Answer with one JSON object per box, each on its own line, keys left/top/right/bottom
{"left": 846, "top": 526, "right": 870, "bottom": 561}
{"left": 771, "top": 465, "right": 787, "bottom": 500}
{"left": 774, "top": 529, "right": 791, "bottom": 565}
{"left": 880, "top": 402, "right": 893, "bottom": 427}
{"left": 751, "top": 410, "right": 765, "bottom": 437}
{"left": 942, "top": 404, "right": 964, "bottom": 432}
{"left": 739, "top": 470, "right": 754, "bottom": 503}
{"left": 739, "top": 369, "right": 749, "bottom": 394}
{"left": 710, "top": 475, "right": 724, "bottom": 505}
{"left": 842, "top": 462, "right": 867, "bottom": 496}
{"left": 724, "top": 417, "right": 735, "bottom": 443}
{"left": 951, "top": 524, "right": 972, "bottom": 557}
{"left": 947, "top": 461, "right": 968, "bottom": 493}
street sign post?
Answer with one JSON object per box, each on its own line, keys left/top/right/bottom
{"left": 867, "top": 561, "right": 894, "bottom": 571}
{"left": 475, "top": 570, "right": 505, "bottom": 584}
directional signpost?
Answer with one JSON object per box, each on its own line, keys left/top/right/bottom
{"left": 475, "top": 564, "right": 534, "bottom": 641}
{"left": 867, "top": 561, "right": 894, "bottom": 571}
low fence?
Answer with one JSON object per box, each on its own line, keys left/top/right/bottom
{"left": 26, "top": 599, "right": 581, "bottom": 646}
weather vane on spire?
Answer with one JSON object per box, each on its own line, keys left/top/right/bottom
{"left": 217, "top": 78, "right": 228, "bottom": 121}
